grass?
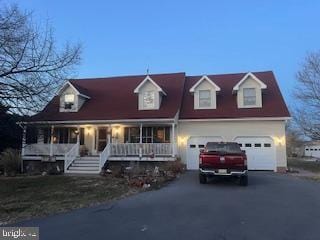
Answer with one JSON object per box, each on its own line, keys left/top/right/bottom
{"left": 287, "top": 157, "right": 320, "bottom": 173}
{"left": 0, "top": 175, "right": 138, "bottom": 225}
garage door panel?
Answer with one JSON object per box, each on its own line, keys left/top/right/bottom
{"left": 235, "top": 137, "right": 276, "bottom": 171}
{"left": 186, "top": 136, "right": 223, "bottom": 170}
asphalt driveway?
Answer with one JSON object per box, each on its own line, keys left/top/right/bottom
{"left": 13, "top": 171, "right": 320, "bottom": 240}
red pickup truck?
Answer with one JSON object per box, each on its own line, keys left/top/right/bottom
{"left": 199, "top": 142, "right": 248, "bottom": 186}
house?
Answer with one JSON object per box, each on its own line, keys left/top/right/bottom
{"left": 304, "top": 141, "right": 320, "bottom": 158}
{"left": 20, "top": 71, "right": 290, "bottom": 174}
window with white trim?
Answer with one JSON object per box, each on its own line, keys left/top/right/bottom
{"left": 199, "top": 90, "right": 211, "bottom": 108}
{"left": 64, "top": 94, "right": 75, "bottom": 109}
{"left": 243, "top": 88, "right": 256, "bottom": 106}
{"left": 143, "top": 91, "right": 155, "bottom": 109}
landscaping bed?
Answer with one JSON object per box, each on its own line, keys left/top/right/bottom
{"left": 0, "top": 160, "right": 185, "bottom": 225}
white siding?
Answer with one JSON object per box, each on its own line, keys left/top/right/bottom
{"left": 177, "top": 120, "right": 287, "bottom": 171}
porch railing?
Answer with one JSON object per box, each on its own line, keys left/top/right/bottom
{"left": 99, "top": 143, "right": 111, "bottom": 170}
{"left": 110, "top": 143, "right": 173, "bottom": 156}
{"left": 64, "top": 144, "right": 79, "bottom": 172}
{"left": 24, "top": 143, "right": 75, "bottom": 156}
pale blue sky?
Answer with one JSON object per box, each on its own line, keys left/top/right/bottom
{"left": 6, "top": 0, "right": 320, "bottom": 105}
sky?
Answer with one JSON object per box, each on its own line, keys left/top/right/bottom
{"left": 5, "top": 0, "right": 320, "bottom": 106}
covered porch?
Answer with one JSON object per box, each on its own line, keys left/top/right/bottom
{"left": 21, "top": 121, "right": 177, "bottom": 171}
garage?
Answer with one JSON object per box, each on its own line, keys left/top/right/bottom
{"left": 186, "top": 136, "right": 223, "bottom": 170}
{"left": 186, "top": 136, "right": 276, "bottom": 171}
{"left": 234, "top": 137, "right": 276, "bottom": 171}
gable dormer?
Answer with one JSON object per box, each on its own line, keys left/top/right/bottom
{"left": 134, "top": 76, "right": 166, "bottom": 110}
{"left": 233, "top": 72, "right": 267, "bottom": 108}
{"left": 189, "top": 75, "right": 221, "bottom": 109}
{"left": 58, "top": 81, "right": 90, "bottom": 112}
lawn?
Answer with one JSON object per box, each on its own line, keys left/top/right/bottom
{"left": 287, "top": 157, "right": 320, "bottom": 173}
{"left": 0, "top": 175, "right": 137, "bottom": 225}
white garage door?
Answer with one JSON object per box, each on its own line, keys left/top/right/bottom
{"left": 186, "top": 136, "right": 223, "bottom": 170}
{"left": 234, "top": 137, "right": 276, "bottom": 171}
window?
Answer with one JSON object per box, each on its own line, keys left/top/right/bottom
{"left": 124, "top": 126, "right": 171, "bottom": 143}
{"left": 245, "top": 143, "right": 252, "bottom": 147}
{"left": 124, "top": 127, "right": 140, "bottom": 143}
{"left": 189, "top": 144, "right": 196, "bottom": 148}
{"left": 264, "top": 143, "right": 271, "bottom": 147}
{"left": 198, "top": 144, "right": 205, "bottom": 148}
{"left": 143, "top": 91, "right": 155, "bottom": 109}
{"left": 199, "top": 90, "right": 211, "bottom": 108}
{"left": 254, "top": 143, "right": 261, "bottom": 147}
{"left": 238, "top": 143, "right": 243, "bottom": 147}
{"left": 243, "top": 88, "right": 256, "bottom": 106}
{"left": 26, "top": 127, "right": 38, "bottom": 144}
{"left": 142, "top": 127, "right": 153, "bottom": 143}
{"left": 64, "top": 94, "right": 75, "bottom": 109}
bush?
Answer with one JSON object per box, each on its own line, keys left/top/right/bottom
{"left": 0, "top": 148, "right": 21, "bottom": 176}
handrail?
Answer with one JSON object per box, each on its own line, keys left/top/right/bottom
{"left": 110, "top": 143, "right": 172, "bottom": 156}
{"left": 99, "top": 143, "right": 111, "bottom": 170}
{"left": 64, "top": 144, "right": 79, "bottom": 172}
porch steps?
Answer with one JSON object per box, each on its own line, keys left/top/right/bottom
{"left": 65, "top": 156, "right": 100, "bottom": 174}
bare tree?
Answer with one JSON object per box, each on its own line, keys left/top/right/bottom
{"left": 294, "top": 51, "right": 320, "bottom": 139}
{"left": 0, "top": 4, "right": 81, "bottom": 115}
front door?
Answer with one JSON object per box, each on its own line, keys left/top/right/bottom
{"left": 97, "top": 127, "right": 109, "bottom": 152}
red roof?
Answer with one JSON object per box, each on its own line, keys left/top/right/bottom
{"left": 180, "top": 71, "right": 290, "bottom": 119}
{"left": 28, "top": 71, "right": 289, "bottom": 123}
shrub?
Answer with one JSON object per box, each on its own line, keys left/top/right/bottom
{"left": 0, "top": 148, "right": 21, "bottom": 176}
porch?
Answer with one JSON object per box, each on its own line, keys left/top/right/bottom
{"left": 21, "top": 122, "right": 177, "bottom": 173}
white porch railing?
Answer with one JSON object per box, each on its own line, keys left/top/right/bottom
{"left": 64, "top": 144, "right": 79, "bottom": 172}
{"left": 110, "top": 143, "right": 173, "bottom": 156}
{"left": 24, "top": 143, "right": 75, "bottom": 156}
{"left": 99, "top": 143, "right": 111, "bottom": 170}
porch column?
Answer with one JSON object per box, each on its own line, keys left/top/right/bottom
{"left": 49, "top": 125, "right": 54, "bottom": 156}
{"left": 108, "top": 124, "right": 112, "bottom": 144}
{"left": 172, "top": 123, "right": 176, "bottom": 157}
{"left": 77, "top": 126, "right": 80, "bottom": 156}
{"left": 139, "top": 123, "right": 143, "bottom": 157}
{"left": 21, "top": 125, "right": 26, "bottom": 156}
{"left": 139, "top": 123, "right": 143, "bottom": 144}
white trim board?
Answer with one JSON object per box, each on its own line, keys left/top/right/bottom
{"left": 189, "top": 75, "right": 221, "bottom": 92}
{"left": 233, "top": 72, "right": 267, "bottom": 91}
{"left": 57, "top": 81, "right": 90, "bottom": 99}
{"left": 18, "top": 118, "right": 176, "bottom": 125}
{"left": 134, "top": 75, "right": 166, "bottom": 95}
{"left": 179, "top": 117, "right": 291, "bottom": 122}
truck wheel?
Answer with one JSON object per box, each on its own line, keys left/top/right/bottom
{"left": 199, "top": 174, "right": 207, "bottom": 184}
{"left": 239, "top": 176, "right": 248, "bottom": 186}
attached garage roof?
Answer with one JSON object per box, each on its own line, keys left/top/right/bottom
{"left": 179, "top": 71, "right": 290, "bottom": 119}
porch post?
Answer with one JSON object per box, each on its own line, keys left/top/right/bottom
{"left": 49, "top": 125, "right": 54, "bottom": 156}
{"left": 21, "top": 125, "right": 26, "bottom": 156}
{"left": 139, "top": 123, "right": 143, "bottom": 144}
{"left": 139, "top": 123, "right": 143, "bottom": 157}
{"left": 172, "top": 123, "right": 176, "bottom": 157}
{"left": 77, "top": 126, "right": 80, "bottom": 156}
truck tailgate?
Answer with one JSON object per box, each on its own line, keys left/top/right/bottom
{"left": 200, "top": 153, "right": 245, "bottom": 169}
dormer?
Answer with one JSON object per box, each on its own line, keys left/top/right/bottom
{"left": 134, "top": 76, "right": 166, "bottom": 110}
{"left": 189, "top": 75, "right": 221, "bottom": 109}
{"left": 233, "top": 72, "right": 267, "bottom": 108}
{"left": 57, "top": 81, "right": 90, "bottom": 112}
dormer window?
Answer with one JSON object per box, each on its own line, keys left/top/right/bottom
{"left": 233, "top": 72, "right": 267, "bottom": 109}
{"left": 243, "top": 88, "right": 256, "bottom": 106}
{"left": 143, "top": 91, "right": 155, "bottom": 109}
{"left": 64, "top": 94, "right": 75, "bottom": 109}
{"left": 189, "top": 76, "right": 220, "bottom": 110}
{"left": 199, "top": 90, "right": 211, "bottom": 108}
{"left": 57, "top": 81, "right": 90, "bottom": 112}
{"left": 134, "top": 76, "right": 166, "bottom": 110}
